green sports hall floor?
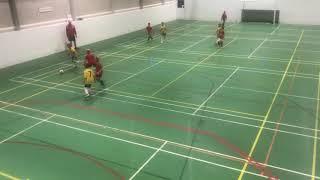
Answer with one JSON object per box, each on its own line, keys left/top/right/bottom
{"left": 0, "top": 20, "right": 320, "bottom": 180}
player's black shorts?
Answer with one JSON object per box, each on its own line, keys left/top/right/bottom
{"left": 84, "top": 84, "right": 92, "bottom": 88}
{"left": 161, "top": 32, "right": 167, "bottom": 36}
{"left": 68, "top": 36, "right": 76, "bottom": 42}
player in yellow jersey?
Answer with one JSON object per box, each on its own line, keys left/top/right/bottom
{"left": 83, "top": 63, "right": 95, "bottom": 97}
{"left": 160, "top": 22, "right": 167, "bottom": 43}
{"left": 67, "top": 43, "right": 78, "bottom": 67}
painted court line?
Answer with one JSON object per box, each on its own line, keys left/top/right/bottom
{"left": 0, "top": 171, "right": 20, "bottom": 180}
{"left": 180, "top": 36, "right": 211, "bottom": 52}
{"left": 151, "top": 38, "right": 238, "bottom": 97}
{"left": 0, "top": 107, "right": 269, "bottom": 179}
{"left": 113, "top": 48, "right": 320, "bottom": 77}
{"left": 17, "top": 61, "right": 67, "bottom": 78}
{"left": 193, "top": 67, "right": 239, "bottom": 115}
{"left": 1, "top": 100, "right": 320, "bottom": 179}
{"left": 248, "top": 38, "right": 268, "bottom": 58}
{"left": 12, "top": 70, "right": 320, "bottom": 133}
{"left": 0, "top": 64, "right": 75, "bottom": 96}
{"left": 114, "top": 44, "right": 320, "bottom": 69}
{"left": 96, "top": 60, "right": 164, "bottom": 95}
{"left": 224, "top": 85, "right": 319, "bottom": 101}
{"left": 128, "top": 141, "right": 168, "bottom": 180}
{"left": 10, "top": 78, "right": 320, "bottom": 138}
{"left": 238, "top": 30, "right": 305, "bottom": 180}
{"left": 0, "top": 114, "right": 55, "bottom": 144}
{"left": 270, "top": 25, "right": 280, "bottom": 35}
{"left": 7, "top": 79, "right": 320, "bottom": 143}
{"left": 311, "top": 72, "right": 320, "bottom": 180}
{"left": 113, "top": 51, "right": 320, "bottom": 80}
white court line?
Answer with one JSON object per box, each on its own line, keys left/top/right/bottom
{"left": 180, "top": 36, "right": 211, "bottom": 52}
{"left": 1, "top": 103, "right": 319, "bottom": 179}
{"left": 270, "top": 25, "right": 280, "bottom": 35}
{"left": 129, "top": 141, "right": 167, "bottom": 180}
{"left": 193, "top": 67, "right": 239, "bottom": 115}
{"left": 6, "top": 80, "right": 320, "bottom": 141}
{"left": 13, "top": 74, "right": 320, "bottom": 134}
{"left": 110, "top": 52, "right": 320, "bottom": 80}
{"left": 151, "top": 38, "right": 238, "bottom": 97}
{"left": 248, "top": 38, "right": 268, "bottom": 58}
{"left": 17, "top": 61, "right": 67, "bottom": 78}
{"left": 0, "top": 114, "right": 55, "bottom": 144}
{"left": 114, "top": 45, "right": 320, "bottom": 68}
{"left": 0, "top": 64, "right": 75, "bottom": 97}
{"left": 311, "top": 72, "right": 320, "bottom": 180}
{"left": 238, "top": 29, "right": 305, "bottom": 180}
{"left": 224, "top": 86, "right": 319, "bottom": 101}
{"left": 0, "top": 107, "right": 269, "bottom": 179}
{"left": 96, "top": 60, "right": 164, "bottom": 96}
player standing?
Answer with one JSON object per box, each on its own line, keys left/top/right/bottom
{"left": 160, "top": 22, "right": 167, "bottom": 43}
{"left": 94, "top": 56, "right": 105, "bottom": 86}
{"left": 85, "top": 49, "right": 96, "bottom": 67}
{"left": 221, "top": 11, "right": 227, "bottom": 28}
{"left": 146, "top": 23, "right": 154, "bottom": 41}
{"left": 66, "top": 20, "right": 77, "bottom": 49}
{"left": 83, "top": 64, "right": 94, "bottom": 98}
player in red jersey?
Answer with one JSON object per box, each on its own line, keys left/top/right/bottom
{"left": 94, "top": 56, "right": 105, "bottom": 86}
{"left": 146, "top": 23, "right": 154, "bottom": 41}
{"left": 84, "top": 49, "right": 96, "bottom": 67}
{"left": 66, "top": 20, "right": 77, "bottom": 49}
{"left": 216, "top": 26, "right": 225, "bottom": 48}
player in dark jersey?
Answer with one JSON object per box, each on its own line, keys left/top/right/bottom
{"left": 94, "top": 56, "right": 105, "bottom": 86}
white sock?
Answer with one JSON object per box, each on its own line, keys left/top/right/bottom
{"left": 84, "top": 87, "right": 89, "bottom": 95}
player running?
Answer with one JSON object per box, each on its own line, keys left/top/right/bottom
{"left": 83, "top": 63, "right": 95, "bottom": 98}
{"left": 94, "top": 56, "right": 105, "bottom": 86}
{"left": 146, "top": 23, "right": 154, "bottom": 41}
{"left": 160, "top": 22, "right": 167, "bottom": 43}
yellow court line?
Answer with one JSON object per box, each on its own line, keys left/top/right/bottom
{"left": 0, "top": 171, "right": 20, "bottom": 180}
{"left": 237, "top": 29, "right": 305, "bottom": 180}
{"left": 311, "top": 72, "right": 320, "bottom": 180}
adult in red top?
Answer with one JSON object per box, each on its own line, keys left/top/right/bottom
{"left": 221, "top": 11, "right": 227, "bottom": 28}
{"left": 146, "top": 23, "right": 153, "bottom": 41}
{"left": 66, "top": 20, "right": 77, "bottom": 49}
{"left": 85, "top": 49, "right": 96, "bottom": 67}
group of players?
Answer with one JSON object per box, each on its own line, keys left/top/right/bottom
{"left": 67, "top": 45, "right": 105, "bottom": 98}
{"left": 65, "top": 11, "right": 227, "bottom": 98}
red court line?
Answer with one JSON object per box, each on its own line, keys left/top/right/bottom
{"left": 25, "top": 99, "right": 278, "bottom": 179}
{"left": 5, "top": 141, "right": 125, "bottom": 180}
{"left": 262, "top": 62, "right": 301, "bottom": 175}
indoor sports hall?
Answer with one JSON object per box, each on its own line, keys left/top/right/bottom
{"left": 0, "top": 0, "right": 319, "bottom": 180}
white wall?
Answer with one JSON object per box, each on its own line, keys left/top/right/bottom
{"left": 243, "top": 0, "right": 276, "bottom": 10}
{"left": 183, "top": 0, "right": 242, "bottom": 22}
{"left": 0, "top": 1, "right": 13, "bottom": 28}
{"left": 180, "top": 0, "right": 320, "bottom": 25}
{"left": 277, "top": 0, "right": 320, "bottom": 25}
{"left": 0, "top": 1, "right": 177, "bottom": 68}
